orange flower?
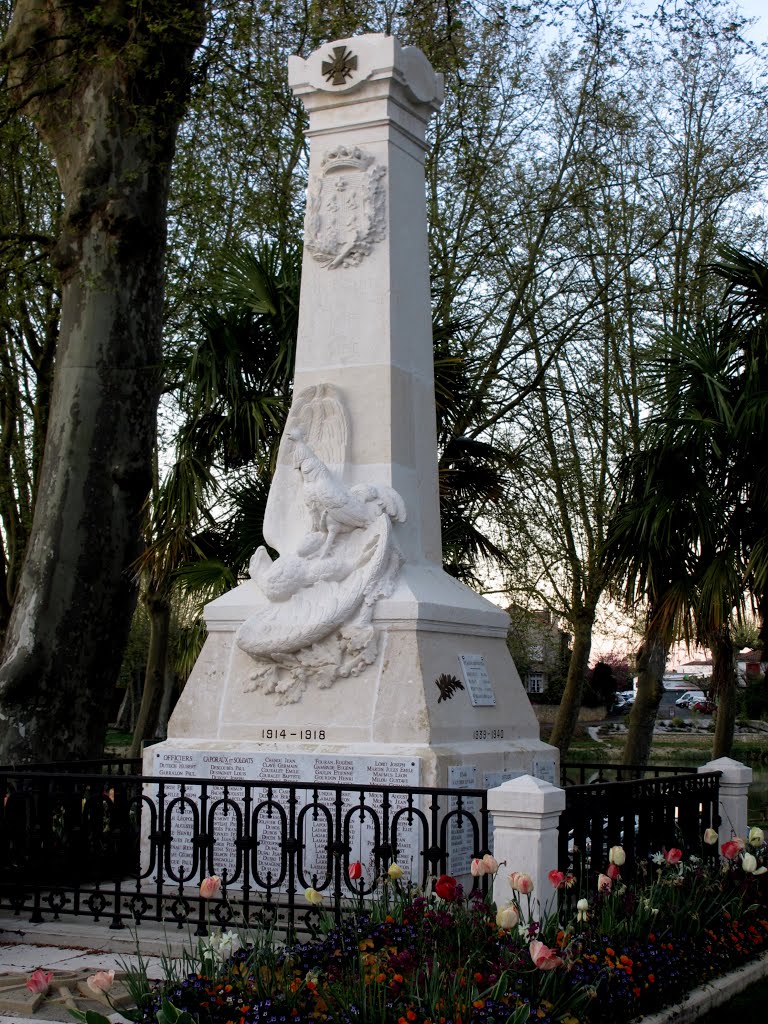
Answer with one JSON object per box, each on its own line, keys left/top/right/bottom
{"left": 473, "top": 972, "right": 484, "bottom": 982}
{"left": 648, "top": 974, "right": 655, "bottom": 983}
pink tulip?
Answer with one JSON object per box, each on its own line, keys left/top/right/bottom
{"left": 722, "top": 839, "right": 745, "bottom": 860}
{"left": 86, "top": 970, "right": 115, "bottom": 994}
{"left": 529, "top": 939, "right": 563, "bottom": 971}
{"left": 471, "top": 857, "right": 488, "bottom": 877}
{"left": 26, "top": 970, "right": 53, "bottom": 995}
{"left": 509, "top": 871, "right": 534, "bottom": 894}
{"left": 482, "top": 853, "right": 499, "bottom": 873}
{"left": 664, "top": 847, "right": 683, "bottom": 865}
{"left": 200, "top": 875, "right": 222, "bottom": 899}
{"left": 548, "top": 869, "right": 565, "bottom": 888}
{"left": 606, "top": 863, "right": 621, "bottom": 880}
{"left": 597, "top": 873, "right": 612, "bottom": 893}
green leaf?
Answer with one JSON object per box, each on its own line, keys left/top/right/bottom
{"left": 156, "top": 1001, "right": 182, "bottom": 1024}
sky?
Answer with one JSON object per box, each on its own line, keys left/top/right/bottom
{"left": 737, "top": 0, "right": 766, "bottom": 40}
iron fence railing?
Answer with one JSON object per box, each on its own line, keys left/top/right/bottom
{"left": 560, "top": 761, "right": 698, "bottom": 787}
{"left": 0, "top": 767, "right": 489, "bottom": 936}
{"left": 558, "top": 769, "right": 721, "bottom": 886}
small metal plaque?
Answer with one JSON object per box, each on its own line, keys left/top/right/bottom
{"left": 458, "top": 653, "right": 496, "bottom": 706}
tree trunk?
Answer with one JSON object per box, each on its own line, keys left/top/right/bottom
{"left": 115, "top": 673, "right": 140, "bottom": 734}
{"left": 549, "top": 608, "right": 595, "bottom": 755}
{"left": 622, "top": 623, "right": 668, "bottom": 767}
{"left": 129, "top": 593, "right": 171, "bottom": 758}
{"left": 156, "top": 662, "right": 178, "bottom": 742}
{"left": 0, "top": 1, "right": 205, "bottom": 763}
{"left": 710, "top": 627, "right": 737, "bottom": 759}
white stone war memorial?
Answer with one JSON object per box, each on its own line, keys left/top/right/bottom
{"left": 146, "top": 34, "right": 557, "bottom": 887}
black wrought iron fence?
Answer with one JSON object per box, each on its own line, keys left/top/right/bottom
{"left": 560, "top": 761, "right": 697, "bottom": 787}
{"left": 557, "top": 769, "right": 721, "bottom": 887}
{"left": 0, "top": 767, "right": 489, "bottom": 937}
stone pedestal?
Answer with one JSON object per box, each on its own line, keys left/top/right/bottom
{"left": 154, "top": 35, "right": 555, "bottom": 799}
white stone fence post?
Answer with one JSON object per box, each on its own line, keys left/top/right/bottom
{"left": 698, "top": 756, "right": 753, "bottom": 845}
{"left": 486, "top": 775, "right": 565, "bottom": 911}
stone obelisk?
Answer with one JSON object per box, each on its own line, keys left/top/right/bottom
{"left": 155, "top": 35, "right": 556, "bottom": 790}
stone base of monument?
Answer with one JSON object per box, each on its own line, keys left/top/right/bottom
{"left": 159, "top": 562, "right": 556, "bottom": 788}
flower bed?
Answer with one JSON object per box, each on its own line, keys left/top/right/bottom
{"left": 63, "top": 833, "right": 768, "bottom": 1024}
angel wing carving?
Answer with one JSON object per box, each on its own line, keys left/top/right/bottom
{"left": 262, "top": 383, "right": 348, "bottom": 553}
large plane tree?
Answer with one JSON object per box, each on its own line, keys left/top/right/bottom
{"left": 0, "top": 0, "right": 206, "bottom": 762}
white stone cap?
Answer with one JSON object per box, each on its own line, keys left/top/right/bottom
{"left": 288, "top": 33, "right": 444, "bottom": 109}
{"left": 486, "top": 774, "right": 566, "bottom": 815}
{"left": 699, "top": 756, "right": 753, "bottom": 785}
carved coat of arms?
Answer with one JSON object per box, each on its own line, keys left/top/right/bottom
{"left": 304, "top": 146, "right": 387, "bottom": 269}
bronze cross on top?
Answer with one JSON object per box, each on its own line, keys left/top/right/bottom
{"left": 322, "top": 46, "right": 358, "bottom": 86}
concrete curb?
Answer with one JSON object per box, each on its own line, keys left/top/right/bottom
{"left": 632, "top": 949, "right": 768, "bottom": 1022}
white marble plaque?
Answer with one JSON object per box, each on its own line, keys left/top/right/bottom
{"left": 147, "top": 750, "right": 421, "bottom": 891}
{"left": 458, "top": 653, "right": 496, "bottom": 706}
{"left": 532, "top": 757, "right": 557, "bottom": 786}
{"left": 446, "top": 764, "right": 479, "bottom": 874}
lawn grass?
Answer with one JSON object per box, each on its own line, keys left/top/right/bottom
{"left": 105, "top": 728, "right": 133, "bottom": 753}
{"left": 563, "top": 731, "right": 768, "bottom": 767}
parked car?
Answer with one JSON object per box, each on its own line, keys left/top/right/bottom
{"left": 675, "top": 690, "right": 706, "bottom": 708}
{"left": 609, "top": 693, "right": 632, "bottom": 715}
{"left": 691, "top": 699, "right": 717, "bottom": 714}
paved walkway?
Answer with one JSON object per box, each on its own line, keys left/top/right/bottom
{"left": 0, "top": 914, "right": 195, "bottom": 1024}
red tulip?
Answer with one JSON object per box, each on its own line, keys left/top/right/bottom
{"left": 548, "top": 869, "right": 565, "bottom": 888}
{"left": 606, "top": 863, "right": 621, "bottom": 880}
{"left": 722, "top": 838, "right": 745, "bottom": 860}
{"left": 664, "top": 847, "right": 683, "bottom": 865}
{"left": 434, "top": 874, "right": 459, "bottom": 901}
{"left": 348, "top": 861, "right": 363, "bottom": 880}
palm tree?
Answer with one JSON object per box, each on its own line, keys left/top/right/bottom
{"left": 711, "top": 246, "right": 768, "bottom": 662}
{"left": 604, "top": 315, "right": 747, "bottom": 764}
